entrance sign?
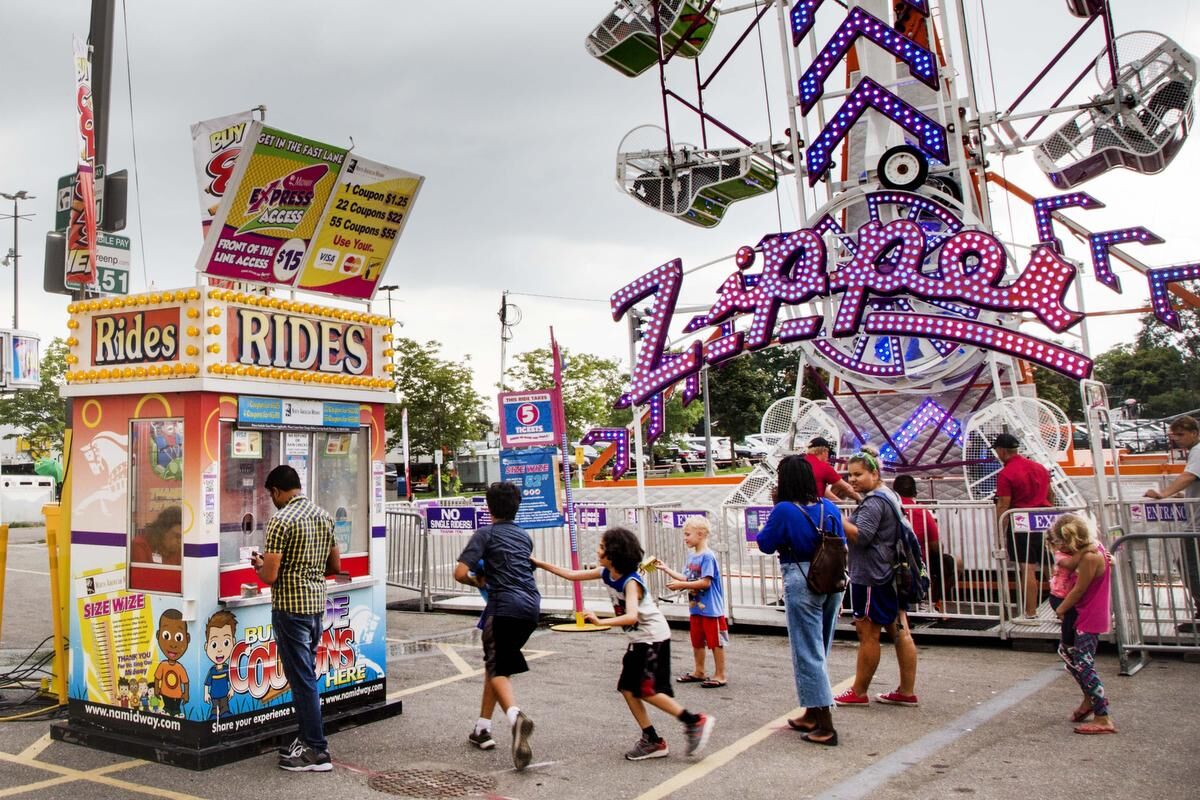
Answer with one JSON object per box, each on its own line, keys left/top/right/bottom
{"left": 498, "top": 391, "right": 558, "bottom": 448}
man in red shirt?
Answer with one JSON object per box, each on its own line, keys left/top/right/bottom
{"left": 991, "top": 433, "right": 1052, "bottom": 622}
{"left": 805, "top": 437, "right": 861, "bottom": 503}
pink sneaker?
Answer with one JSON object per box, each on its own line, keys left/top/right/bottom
{"left": 833, "top": 689, "right": 869, "bottom": 707}
{"left": 875, "top": 690, "right": 919, "bottom": 707}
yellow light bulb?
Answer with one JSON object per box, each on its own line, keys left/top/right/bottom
{"left": 187, "top": 308, "right": 200, "bottom": 319}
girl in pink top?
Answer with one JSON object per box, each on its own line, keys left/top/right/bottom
{"left": 1047, "top": 514, "right": 1115, "bottom": 734}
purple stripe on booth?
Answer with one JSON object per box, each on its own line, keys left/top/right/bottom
{"left": 371, "top": 525, "right": 386, "bottom": 538}
{"left": 184, "top": 543, "right": 219, "bottom": 558}
{"left": 71, "top": 530, "right": 126, "bottom": 547}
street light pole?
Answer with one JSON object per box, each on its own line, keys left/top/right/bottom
{"left": 0, "top": 190, "right": 34, "bottom": 329}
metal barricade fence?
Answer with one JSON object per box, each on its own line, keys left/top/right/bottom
{"left": 722, "top": 500, "right": 1011, "bottom": 633}
{"left": 997, "top": 505, "right": 1089, "bottom": 628}
{"left": 385, "top": 509, "right": 427, "bottom": 608}
{"left": 1103, "top": 498, "right": 1200, "bottom": 675}
{"left": 385, "top": 502, "right": 683, "bottom": 611}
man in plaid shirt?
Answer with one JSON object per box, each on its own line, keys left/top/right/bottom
{"left": 251, "top": 464, "right": 340, "bottom": 772}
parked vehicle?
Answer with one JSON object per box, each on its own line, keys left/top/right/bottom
{"left": 736, "top": 439, "right": 769, "bottom": 459}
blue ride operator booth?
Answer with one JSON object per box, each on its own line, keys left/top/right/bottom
{"left": 50, "top": 287, "right": 401, "bottom": 768}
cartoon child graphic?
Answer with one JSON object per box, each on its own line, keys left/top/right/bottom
{"left": 203, "top": 610, "right": 238, "bottom": 720}
{"left": 153, "top": 609, "right": 191, "bottom": 716}
{"left": 115, "top": 677, "right": 131, "bottom": 708}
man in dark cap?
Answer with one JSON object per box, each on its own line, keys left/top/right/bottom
{"left": 806, "top": 436, "right": 861, "bottom": 503}
{"left": 991, "top": 433, "right": 1052, "bottom": 623}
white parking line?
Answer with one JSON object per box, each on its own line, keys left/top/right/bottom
{"left": 814, "top": 666, "right": 1064, "bottom": 800}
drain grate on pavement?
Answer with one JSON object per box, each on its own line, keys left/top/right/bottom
{"left": 368, "top": 767, "right": 497, "bottom": 799}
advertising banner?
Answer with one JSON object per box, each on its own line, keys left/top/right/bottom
{"left": 498, "top": 391, "right": 559, "bottom": 448}
{"left": 8, "top": 333, "right": 41, "bottom": 388}
{"left": 196, "top": 123, "right": 347, "bottom": 287}
{"left": 70, "top": 588, "right": 385, "bottom": 743}
{"left": 65, "top": 35, "right": 98, "bottom": 286}
{"left": 295, "top": 155, "right": 423, "bottom": 299}
{"left": 500, "top": 446, "right": 564, "bottom": 528}
{"left": 190, "top": 110, "right": 256, "bottom": 239}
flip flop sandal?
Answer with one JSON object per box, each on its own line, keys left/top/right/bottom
{"left": 1074, "top": 723, "right": 1117, "bottom": 735}
{"left": 700, "top": 679, "right": 727, "bottom": 688}
{"left": 1070, "top": 708, "right": 1094, "bottom": 723}
{"left": 676, "top": 673, "right": 707, "bottom": 683}
{"left": 801, "top": 729, "right": 838, "bottom": 747}
{"left": 787, "top": 716, "right": 818, "bottom": 732}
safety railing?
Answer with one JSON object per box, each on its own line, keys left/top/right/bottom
{"left": 384, "top": 510, "right": 428, "bottom": 609}
{"left": 1104, "top": 497, "right": 1200, "bottom": 675}
{"left": 997, "top": 505, "right": 1090, "bottom": 631}
{"left": 724, "top": 500, "right": 1017, "bottom": 634}
{"left": 385, "top": 502, "right": 686, "bottom": 612}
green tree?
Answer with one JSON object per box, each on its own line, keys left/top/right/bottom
{"left": 1033, "top": 363, "right": 1084, "bottom": 420}
{"left": 504, "top": 347, "right": 628, "bottom": 441}
{"left": 384, "top": 338, "right": 488, "bottom": 458}
{"left": 0, "top": 338, "right": 68, "bottom": 458}
{"left": 704, "top": 350, "right": 779, "bottom": 448}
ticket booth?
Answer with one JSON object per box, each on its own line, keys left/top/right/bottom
{"left": 51, "top": 287, "right": 400, "bottom": 768}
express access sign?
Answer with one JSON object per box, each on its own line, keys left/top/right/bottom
{"left": 498, "top": 390, "right": 558, "bottom": 448}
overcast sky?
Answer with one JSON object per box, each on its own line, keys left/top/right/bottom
{"left": 1, "top": 1, "right": 1197, "bottom": 413}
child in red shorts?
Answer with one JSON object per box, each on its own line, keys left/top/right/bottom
{"left": 656, "top": 516, "right": 728, "bottom": 688}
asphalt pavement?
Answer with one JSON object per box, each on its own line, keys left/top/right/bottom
{"left": 2, "top": 525, "right": 1199, "bottom": 799}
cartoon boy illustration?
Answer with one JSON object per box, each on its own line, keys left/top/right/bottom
{"left": 203, "top": 610, "right": 238, "bottom": 720}
{"left": 115, "top": 677, "right": 131, "bottom": 708}
{"left": 153, "top": 609, "right": 191, "bottom": 716}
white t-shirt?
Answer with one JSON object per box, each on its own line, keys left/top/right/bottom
{"left": 1186, "top": 442, "right": 1200, "bottom": 500}
{"left": 601, "top": 569, "right": 670, "bottom": 644}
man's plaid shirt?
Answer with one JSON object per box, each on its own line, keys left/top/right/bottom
{"left": 265, "top": 495, "right": 335, "bottom": 615}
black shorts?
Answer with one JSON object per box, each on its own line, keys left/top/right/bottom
{"left": 481, "top": 615, "right": 537, "bottom": 678}
{"left": 1007, "top": 528, "right": 1045, "bottom": 565}
{"left": 617, "top": 640, "right": 674, "bottom": 699}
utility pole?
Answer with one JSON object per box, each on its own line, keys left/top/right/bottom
{"left": 0, "top": 192, "right": 34, "bottom": 329}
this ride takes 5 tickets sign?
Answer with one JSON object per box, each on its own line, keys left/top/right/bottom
{"left": 193, "top": 119, "right": 423, "bottom": 301}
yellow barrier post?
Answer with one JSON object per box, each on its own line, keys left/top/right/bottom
{"left": 0, "top": 523, "right": 8, "bottom": 645}
{"left": 43, "top": 503, "right": 68, "bottom": 703}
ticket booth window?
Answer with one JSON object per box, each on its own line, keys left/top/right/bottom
{"left": 218, "top": 423, "right": 281, "bottom": 565}
{"left": 128, "top": 418, "right": 185, "bottom": 595}
{"left": 313, "top": 430, "right": 369, "bottom": 556}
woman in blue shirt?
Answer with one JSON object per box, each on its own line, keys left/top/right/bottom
{"left": 756, "top": 455, "right": 846, "bottom": 746}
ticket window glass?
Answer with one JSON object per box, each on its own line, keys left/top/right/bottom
{"left": 217, "top": 426, "right": 369, "bottom": 572}
{"left": 314, "top": 430, "right": 369, "bottom": 556}
{"left": 128, "top": 418, "right": 184, "bottom": 595}
{"left": 218, "top": 424, "right": 281, "bottom": 565}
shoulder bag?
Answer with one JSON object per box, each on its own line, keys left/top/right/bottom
{"left": 795, "top": 502, "right": 848, "bottom": 595}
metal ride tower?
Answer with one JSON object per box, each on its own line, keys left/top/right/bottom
{"left": 580, "top": 1, "right": 1198, "bottom": 526}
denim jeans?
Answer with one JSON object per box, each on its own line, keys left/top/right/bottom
{"left": 272, "top": 609, "right": 327, "bottom": 753}
{"left": 782, "top": 562, "right": 843, "bottom": 708}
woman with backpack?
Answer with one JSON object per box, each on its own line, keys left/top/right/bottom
{"left": 835, "top": 448, "right": 920, "bottom": 708}
{"left": 756, "top": 455, "right": 847, "bottom": 746}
